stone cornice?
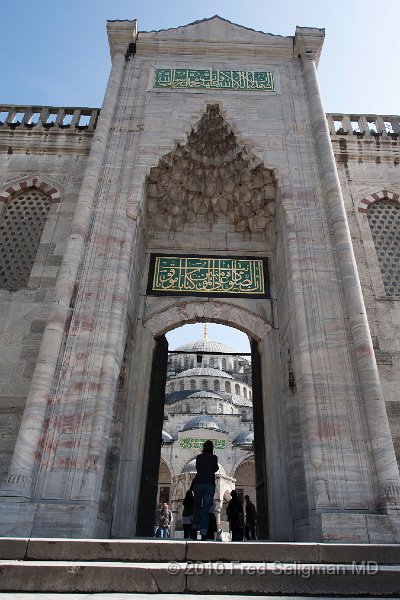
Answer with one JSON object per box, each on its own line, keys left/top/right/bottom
{"left": 107, "top": 20, "right": 138, "bottom": 59}
{"left": 136, "top": 37, "right": 294, "bottom": 61}
{"left": 294, "top": 26, "right": 325, "bottom": 67}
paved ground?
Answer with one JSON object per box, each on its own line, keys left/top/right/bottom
{"left": 0, "top": 592, "right": 400, "bottom": 600}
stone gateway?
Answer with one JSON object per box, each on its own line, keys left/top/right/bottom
{"left": 0, "top": 16, "right": 399, "bottom": 543}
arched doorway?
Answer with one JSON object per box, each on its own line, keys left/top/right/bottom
{"left": 112, "top": 104, "right": 294, "bottom": 541}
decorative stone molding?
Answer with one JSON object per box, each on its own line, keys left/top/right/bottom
{"left": 0, "top": 178, "right": 61, "bottom": 204}
{"left": 146, "top": 104, "right": 276, "bottom": 236}
{"left": 358, "top": 190, "right": 400, "bottom": 213}
{"left": 144, "top": 300, "right": 272, "bottom": 341}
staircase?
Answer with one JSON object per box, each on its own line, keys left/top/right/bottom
{"left": 0, "top": 538, "right": 399, "bottom": 594}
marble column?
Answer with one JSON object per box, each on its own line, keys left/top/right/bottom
{"left": 301, "top": 52, "right": 400, "bottom": 511}
{"left": 0, "top": 50, "right": 127, "bottom": 499}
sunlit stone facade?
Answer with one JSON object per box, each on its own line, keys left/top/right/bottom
{"left": 0, "top": 16, "right": 399, "bottom": 542}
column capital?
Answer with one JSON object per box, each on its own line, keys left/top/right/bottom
{"left": 294, "top": 26, "right": 325, "bottom": 67}
{"left": 107, "top": 19, "right": 138, "bottom": 60}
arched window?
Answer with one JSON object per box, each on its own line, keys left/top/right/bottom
{"left": 190, "top": 358, "right": 194, "bottom": 368}
{"left": 249, "top": 390, "right": 252, "bottom": 400}
{"left": 201, "top": 379, "right": 207, "bottom": 391}
{"left": 214, "top": 379, "right": 220, "bottom": 392}
{"left": 186, "top": 402, "right": 190, "bottom": 413}
{"left": 235, "top": 383, "right": 240, "bottom": 395}
{"left": 217, "top": 402, "right": 223, "bottom": 414}
{"left": 221, "top": 358, "right": 227, "bottom": 371}
{"left": 367, "top": 200, "right": 400, "bottom": 297}
{"left": 190, "top": 379, "right": 196, "bottom": 391}
{"left": 244, "top": 388, "right": 247, "bottom": 399}
{"left": 184, "top": 356, "right": 189, "bottom": 369}
{"left": 179, "top": 380, "right": 184, "bottom": 391}
{"left": 241, "top": 410, "right": 247, "bottom": 420}
{"left": 170, "top": 382, "right": 175, "bottom": 392}
{"left": 209, "top": 357, "right": 215, "bottom": 367}
{"left": 225, "top": 381, "right": 231, "bottom": 393}
{"left": 202, "top": 402, "right": 207, "bottom": 413}
{"left": 0, "top": 189, "right": 51, "bottom": 290}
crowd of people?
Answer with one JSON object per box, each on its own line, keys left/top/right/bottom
{"left": 154, "top": 440, "right": 257, "bottom": 541}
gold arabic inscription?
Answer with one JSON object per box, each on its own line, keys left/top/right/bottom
{"left": 154, "top": 68, "right": 275, "bottom": 91}
{"left": 151, "top": 256, "right": 266, "bottom": 296}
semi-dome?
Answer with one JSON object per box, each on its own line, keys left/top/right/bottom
{"left": 176, "top": 367, "right": 233, "bottom": 379}
{"left": 162, "top": 430, "right": 173, "bottom": 444}
{"left": 187, "top": 391, "right": 223, "bottom": 400}
{"left": 182, "top": 414, "right": 224, "bottom": 432}
{"left": 232, "top": 430, "right": 254, "bottom": 447}
{"left": 226, "top": 393, "right": 253, "bottom": 407}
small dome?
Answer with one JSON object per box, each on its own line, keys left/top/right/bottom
{"left": 176, "top": 367, "right": 233, "bottom": 379}
{"left": 182, "top": 459, "right": 225, "bottom": 475}
{"left": 182, "top": 414, "right": 224, "bottom": 432}
{"left": 182, "top": 459, "right": 197, "bottom": 473}
{"left": 162, "top": 430, "right": 173, "bottom": 444}
{"left": 187, "top": 391, "right": 222, "bottom": 400}
{"left": 232, "top": 431, "right": 254, "bottom": 447}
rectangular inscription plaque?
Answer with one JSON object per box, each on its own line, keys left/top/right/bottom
{"left": 147, "top": 254, "right": 270, "bottom": 299}
{"left": 154, "top": 68, "right": 275, "bottom": 92}
{"left": 180, "top": 438, "right": 226, "bottom": 450}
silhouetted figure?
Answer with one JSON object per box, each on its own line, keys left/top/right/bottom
{"left": 181, "top": 490, "right": 194, "bottom": 539}
{"left": 227, "top": 490, "right": 244, "bottom": 542}
{"left": 244, "top": 494, "right": 257, "bottom": 540}
{"left": 191, "top": 440, "right": 219, "bottom": 541}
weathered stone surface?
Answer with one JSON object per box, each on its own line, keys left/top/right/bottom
{"left": 0, "top": 16, "right": 399, "bottom": 545}
{"left": 27, "top": 539, "right": 186, "bottom": 562}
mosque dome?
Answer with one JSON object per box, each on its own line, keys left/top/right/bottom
{"left": 182, "top": 414, "right": 224, "bottom": 432}
{"left": 174, "top": 323, "right": 237, "bottom": 354}
{"left": 232, "top": 430, "right": 254, "bottom": 447}
{"left": 162, "top": 430, "right": 173, "bottom": 444}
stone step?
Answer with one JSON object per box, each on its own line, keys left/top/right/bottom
{"left": 0, "top": 538, "right": 399, "bottom": 595}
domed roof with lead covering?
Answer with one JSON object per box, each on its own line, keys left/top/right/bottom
{"left": 174, "top": 323, "right": 238, "bottom": 355}
{"left": 182, "top": 414, "right": 224, "bottom": 432}
{"left": 162, "top": 430, "right": 173, "bottom": 443}
{"left": 182, "top": 459, "right": 225, "bottom": 475}
{"left": 232, "top": 430, "right": 254, "bottom": 446}
{"left": 176, "top": 367, "right": 233, "bottom": 379}
{"left": 187, "top": 391, "right": 222, "bottom": 399}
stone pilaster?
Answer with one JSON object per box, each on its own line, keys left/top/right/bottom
{"left": 298, "top": 39, "right": 400, "bottom": 513}
{"left": 0, "top": 46, "right": 128, "bottom": 502}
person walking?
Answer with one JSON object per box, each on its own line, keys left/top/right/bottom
{"left": 181, "top": 490, "right": 194, "bottom": 539}
{"left": 227, "top": 490, "right": 244, "bottom": 541}
{"left": 244, "top": 494, "right": 257, "bottom": 540}
{"left": 191, "top": 440, "right": 219, "bottom": 541}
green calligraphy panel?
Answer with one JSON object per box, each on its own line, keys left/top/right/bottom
{"left": 155, "top": 68, "right": 275, "bottom": 92}
{"left": 148, "top": 255, "right": 270, "bottom": 298}
{"left": 180, "top": 438, "right": 226, "bottom": 450}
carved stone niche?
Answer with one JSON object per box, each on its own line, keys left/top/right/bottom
{"left": 146, "top": 105, "right": 275, "bottom": 236}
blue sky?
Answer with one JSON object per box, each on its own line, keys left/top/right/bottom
{"left": 1, "top": 0, "right": 399, "bottom": 114}
{"left": 1, "top": 0, "right": 398, "bottom": 351}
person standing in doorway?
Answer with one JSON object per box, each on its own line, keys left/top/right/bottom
{"left": 181, "top": 490, "right": 194, "bottom": 539}
{"left": 191, "top": 440, "right": 219, "bottom": 541}
{"left": 244, "top": 494, "right": 257, "bottom": 540}
{"left": 227, "top": 490, "right": 244, "bottom": 541}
